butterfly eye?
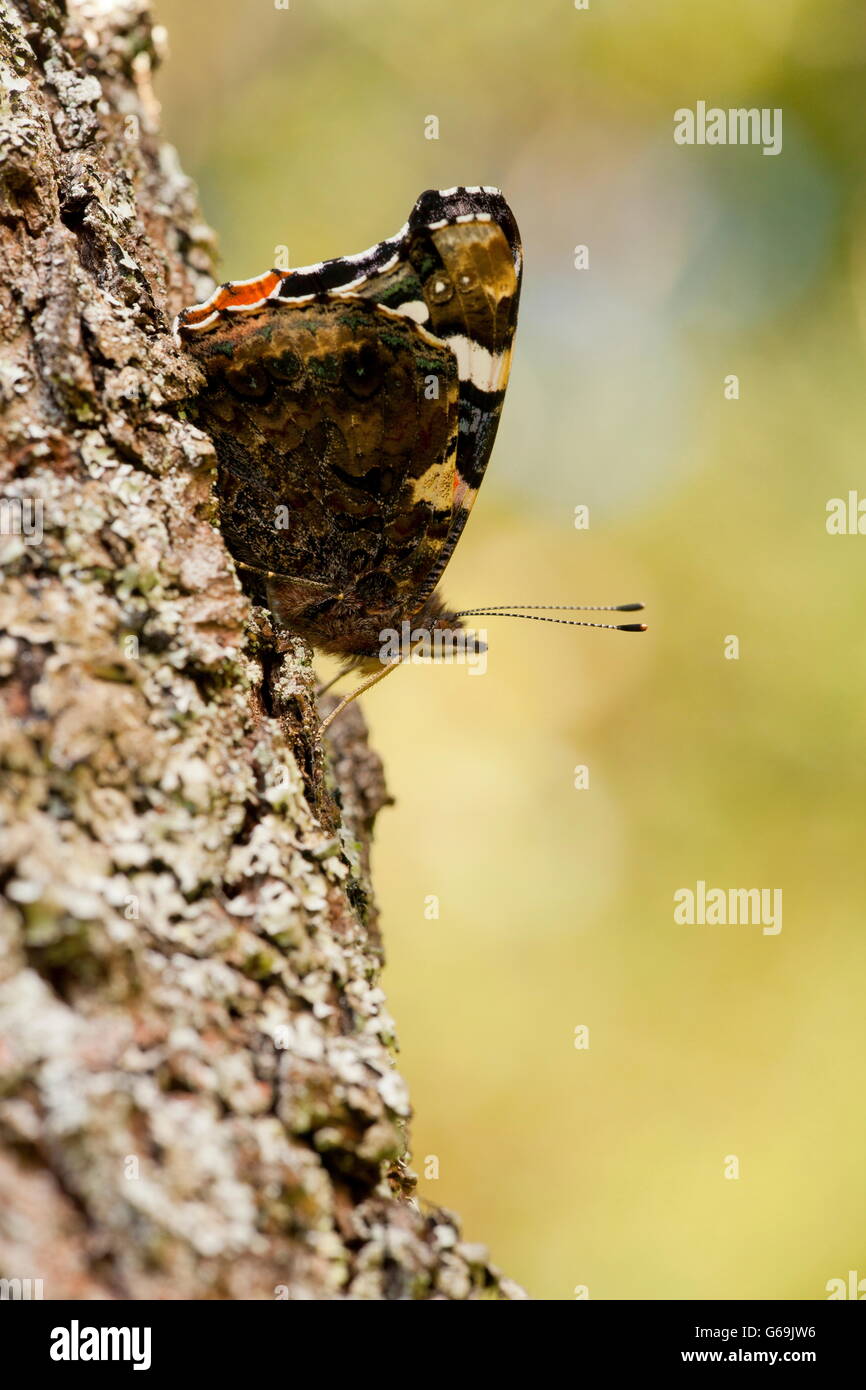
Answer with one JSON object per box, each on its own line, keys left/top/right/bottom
{"left": 227, "top": 362, "right": 270, "bottom": 399}
{"left": 267, "top": 349, "right": 302, "bottom": 383}
{"left": 342, "top": 342, "right": 384, "bottom": 399}
{"left": 427, "top": 274, "right": 454, "bottom": 305}
{"left": 457, "top": 271, "right": 476, "bottom": 290}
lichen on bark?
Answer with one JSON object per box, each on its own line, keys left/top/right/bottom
{"left": 0, "top": 0, "right": 524, "bottom": 1299}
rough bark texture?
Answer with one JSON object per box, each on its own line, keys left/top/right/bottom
{"left": 0, "top": 0, "right": 524, "bottom": 1300}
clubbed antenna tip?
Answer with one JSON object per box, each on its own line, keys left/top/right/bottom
{"left": 455, "top": 602, "right": 648, "bottom": 632}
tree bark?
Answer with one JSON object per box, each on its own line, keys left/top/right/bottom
{"left": 0, "top": 0, "right": 524, "bottom": 1300}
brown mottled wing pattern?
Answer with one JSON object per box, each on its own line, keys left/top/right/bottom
{"left": 176, "top": 186, "right": 522, "bottom": 657}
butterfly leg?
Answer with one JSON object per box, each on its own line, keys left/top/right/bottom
{"left": 318, "top": 659, "right": 402, "bottom": 735}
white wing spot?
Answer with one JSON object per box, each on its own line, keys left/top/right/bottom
{"left": 446, "top": 334, "right": 507, "bottom": 391}
{"left": 393, "top": 300, "right": 429, "bottom": 324}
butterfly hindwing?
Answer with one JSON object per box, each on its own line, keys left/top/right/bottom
{"left": 180, "top": 295, "right": 461, "bottom": 609}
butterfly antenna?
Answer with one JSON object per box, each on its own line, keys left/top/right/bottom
{"left": 456, "top": 603, "right": 647, "bottom": 632}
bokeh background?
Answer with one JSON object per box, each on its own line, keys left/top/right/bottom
{"left": 153, "top": 0, "right": 866, "bottom": 1299}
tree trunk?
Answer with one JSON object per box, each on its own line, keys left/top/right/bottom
{"left": 0, "top": 0, "right": 523, "bottom": 1301}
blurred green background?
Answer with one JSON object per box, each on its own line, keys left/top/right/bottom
{"left": 153, "top": 0, "right": 866, "bottom": 1299}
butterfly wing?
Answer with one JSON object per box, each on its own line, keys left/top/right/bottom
{"left": 349, "top": 187, "right": 523, "bottom": 605}
{"left": 179, "top": 296, "right": 461, "bottom": 626}
{"left": 175, "top": 187, "right": 522, "bottom": 654}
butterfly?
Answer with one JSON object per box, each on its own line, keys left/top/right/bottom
{"left": 174, "top": 187, "right": 644, "bottom": 727}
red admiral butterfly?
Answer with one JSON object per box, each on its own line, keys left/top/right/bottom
{"left": 174, "top": 187, "right": 644, "bottom": 727}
